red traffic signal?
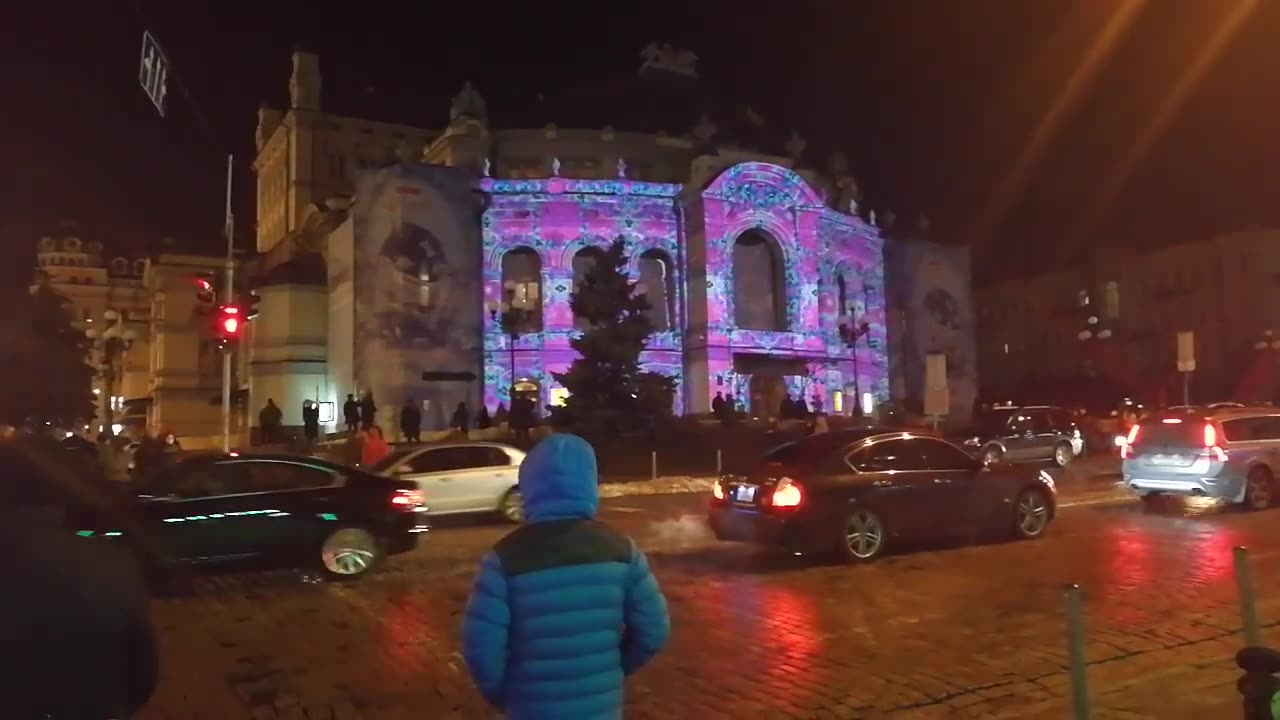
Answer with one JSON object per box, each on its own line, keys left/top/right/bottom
{"left": 217, "top": 305, "right": 242, "bottom": 340}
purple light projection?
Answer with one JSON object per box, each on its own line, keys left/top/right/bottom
{"left": 479, "top": 162, "right": 886, "bottom": 416}
{"left": 688, "top": 162, "right": 886, "bottom": 414}
{"left": 479, "top": 176, "right": 684, "bottom": 413}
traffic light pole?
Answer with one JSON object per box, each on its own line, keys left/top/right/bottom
{"left": 221, "top": 154, "right": 234, "bottom": 453}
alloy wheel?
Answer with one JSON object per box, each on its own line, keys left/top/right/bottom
{"left": 1017, "top": 491, "right": 1049, "bottom": 537}
{"left": 321, "top": 528, "right": 378, "bottom": 576}
{"left": 1247, "top": 474, "right": 1272, "bottom": 510}
{"left": 500, "top": 490, "right": 522, "bottom": 522}
{"left": 845, "top": 510, "right": 884, "bottom": 559}
{"left": 1054, "top": 444, "right": 1071, "bottom": 467}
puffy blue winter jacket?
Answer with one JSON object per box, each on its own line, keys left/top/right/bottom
{"left": 462, "top": 433, "right": 670, "bottom": 720}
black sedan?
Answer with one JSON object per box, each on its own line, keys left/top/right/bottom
{"left": 76, "top": 454, "right": 429, "bottom": 580}
{"left": 708, "top": 429, "right": 1056, "bottom": 562}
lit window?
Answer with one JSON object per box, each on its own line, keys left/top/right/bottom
{"left": 832, "top": 391, "right": 844, "bottom": 414}
{"left": 549, "top": 387, "right": 569, "bottom": 407}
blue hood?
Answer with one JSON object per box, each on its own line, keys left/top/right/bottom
{"left": 518, "top": 434, "right": 599, "bottom": 522}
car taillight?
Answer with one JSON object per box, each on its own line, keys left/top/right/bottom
{"left": 1203, "top": 423, "right": 1228, "bottom": 461}
{"left": 391, "top": 488, "right": 424, "bottom": 508}
{"left": 1120, "top": 425, "right": 1140, "bottom": 459}
{"left": 712, "top": 481, "right": 725, "bottom": 501}
{"left": 768, "top": 477, "right": 803, "bottom": 508}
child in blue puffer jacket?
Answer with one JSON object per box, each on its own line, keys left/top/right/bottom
{"left": 462, "top": 433, "right": 670, "bottom": 719}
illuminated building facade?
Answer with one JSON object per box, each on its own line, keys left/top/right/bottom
{"left": 479, "top": 161, "right": 886, "bottom": 417}
{"left": 255, "top": 46, "right": 897, "bottom": 429}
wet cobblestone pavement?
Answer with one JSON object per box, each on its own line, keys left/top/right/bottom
{"left": 137, "top": 483, "right": 1272, "bottom": 719}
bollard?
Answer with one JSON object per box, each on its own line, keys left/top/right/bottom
{"left": 651, "top": 450, "right": 657, "bottom": 482}
{"left": 1235, "top": 545, "right": 1262, "bottom": 647}
{"left": 716, "top": 448, "right": 723, "bottom": 475}
{"left": 1064, "top": 583, "right": 1093, "bottom": 720}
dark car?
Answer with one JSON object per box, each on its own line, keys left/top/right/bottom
{"left": 75, "top": 454, "right": 429, "bottom": 580}
{"left": 708, "top": 429, "right": 1057, "bottom": 562}
{"left": 961, "top": 405, "right": 1083, "bottom": 467}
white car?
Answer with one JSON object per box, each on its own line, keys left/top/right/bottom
{"left": 371, "top": 442, "right": 526, "bottom": 522}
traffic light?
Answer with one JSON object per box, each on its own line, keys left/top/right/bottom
{"left": 245, "top": 290, "right": 261, "bottom": 320}
{"left": 193, "top": 272, "right": 216, "bottom": 312}
{"left": 216, "top": 305, "right": 242, "bottom": 346}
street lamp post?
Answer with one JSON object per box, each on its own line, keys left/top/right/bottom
{"left": 85, "top": 309, "right": 137, "bottom": 438}
{"left": 838, "top": 320, "right": 871, "bottom": 416}
{"left": 487, "top": 286, "right": 534, "bottom": 405}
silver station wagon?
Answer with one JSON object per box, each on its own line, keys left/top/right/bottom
{"left": 1121, "top": 406, "right": 1280, "bottom": 510}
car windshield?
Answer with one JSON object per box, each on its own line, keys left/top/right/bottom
{"left": 369, "top": 448, "right": 417, "bottom": 473}
{"left": 1133, "top": 419, "right": 1203, "bottom": 449}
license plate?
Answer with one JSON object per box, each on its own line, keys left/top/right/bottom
{"left": 734, "top": 485, "right": 757, "bottom": 503}
{"left": 1150, "top": 454, "right": 1184, "bottom": 466}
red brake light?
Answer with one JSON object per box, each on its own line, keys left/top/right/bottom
{"left": 1121, "top": 425, "right": 1140, "bottom": 459}
{"left": 1204, "top": 423, "right": 1228, "bottom": 461}
{"left": 391, "top": 488, "right": 424, "bottom": 508}
{"left": 769, "top": 477, "right": 803, "bottom": 508}
{"left": 712, "top": 481, "right": 725, "bottom": 501}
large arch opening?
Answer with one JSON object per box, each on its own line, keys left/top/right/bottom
{"left": 571, "top": 246, "right": 606, "bottom": 330}
{"left": 638, "top": 248, "right": 676, "bottom": 331}
{"left": 733, "top": 229, "right": 787, "bottom": 331}
{"left": 500, "top": 247, "right": 542, "bottom": 332}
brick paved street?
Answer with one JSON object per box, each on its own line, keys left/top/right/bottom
{"left": 136, "top": 475, "right": 1274, "bottom": 719}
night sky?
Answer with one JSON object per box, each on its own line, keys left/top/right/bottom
{"left": 2, "top": 0, "right": 1277, "bottom": 287}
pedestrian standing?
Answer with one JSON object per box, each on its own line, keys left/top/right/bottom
{"left": 400, "top": 398, "right": 422, "bottom": 443}
{"left": 451, "top": 401, "right": 470, "bottom": 436}
{"left": 462, "top": 434, "right": 670, "bottom": 719}
{"left": 258, "top": 398, "right": 283, "bottom": 445}
{"left": 360, "top": 392, "right": 378, "bottom": 431}
{"left": 476, "top": 406, "right": 493, "bottom": 430}
{"left": 361, "top": 425, "right": 390, "bottom": 466}
{"left": 0, "top": 441, "right": 158, "bottom": 719}
{"left": 343, "top": 393, "right": 360, "bottom": 433}
{"left": 302, "top": 400, "right": 320, "bottom": 447}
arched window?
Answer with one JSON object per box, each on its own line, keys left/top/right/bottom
{"left": 572, "top": 246, "right": 606, "bottom": 331}
{"left": 638, "top": 249, "right": 676, "bottom": 331}
{"left": 732, "top": 229, "right": 787, "bottom": 331}
{"left": 500, "top": 247, "right": 542, "bottom": 332}
{"left": 836, "top": 272, "right": 848, "bottom": 318}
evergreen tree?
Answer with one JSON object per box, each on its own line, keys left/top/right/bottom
{"left": 0, "top": 286, "right": 95, "bottom": 426}
{"left": 553, "top": 239, "right": 676, "bottom": 431}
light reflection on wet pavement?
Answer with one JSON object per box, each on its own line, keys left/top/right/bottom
{"left": 139, "top": 491, "right": 1279, "bottom": 719}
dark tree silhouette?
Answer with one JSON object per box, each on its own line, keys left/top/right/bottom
{"left": 552, "top": 239, "right": 676, "bottom": 431}
{"left": 0, "top": 286, "right": 95, "bottom": 426}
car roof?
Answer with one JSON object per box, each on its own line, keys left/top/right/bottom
{"left": 177, "top": 453, "right": 345, "bottom": 468}
{"left": 391, "top": 440, "right": 522, "bottom": 452}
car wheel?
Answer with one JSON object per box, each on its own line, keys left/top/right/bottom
{"left": 319, "top": 526, "right": 382, "bottom": 581}
{"left": 498, "top": 488, "right": 522, "bottom": 523}
{"left": 1013, "top": 488, "right": 1051, "bottom": 539}
{"left": 982, "top": 446, "right": 1003, "bottom": 466}
{"left": 1053, "top": 441, "right": 1073, "bottom": 468}
{"left": 836, "top": 509, "right": 886, "bottom": 563}
{"left": 1243, "top": 468, "right": 1274, "bottom": 511}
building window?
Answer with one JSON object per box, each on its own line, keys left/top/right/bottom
{"left": 500, "top": 247, "right": 542, "bottom": 332}
{"left": 836, "top": 273, "right": 848, "bottom": 318}
{"left": 638, "top": 249, "right": 676, "bottom": 331}
{"left": 571, "top": 246, "right": 606, "bottom": 331}
{"left": 732, "top": 229, "right": 787, "bottom": 331}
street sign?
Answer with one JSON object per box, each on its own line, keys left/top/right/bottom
{"left": 1176, "top": 331, "right": 1196, "bottom": 373}
{"left": 924, "top": 353, "right": 950, "bottom": 417}
{"left": 139, "top": 31, "right": 169, "bottom": 117}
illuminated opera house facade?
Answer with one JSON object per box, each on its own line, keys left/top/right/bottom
{"left": 249, "top": 47, "right": 970, "bottom": 432}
